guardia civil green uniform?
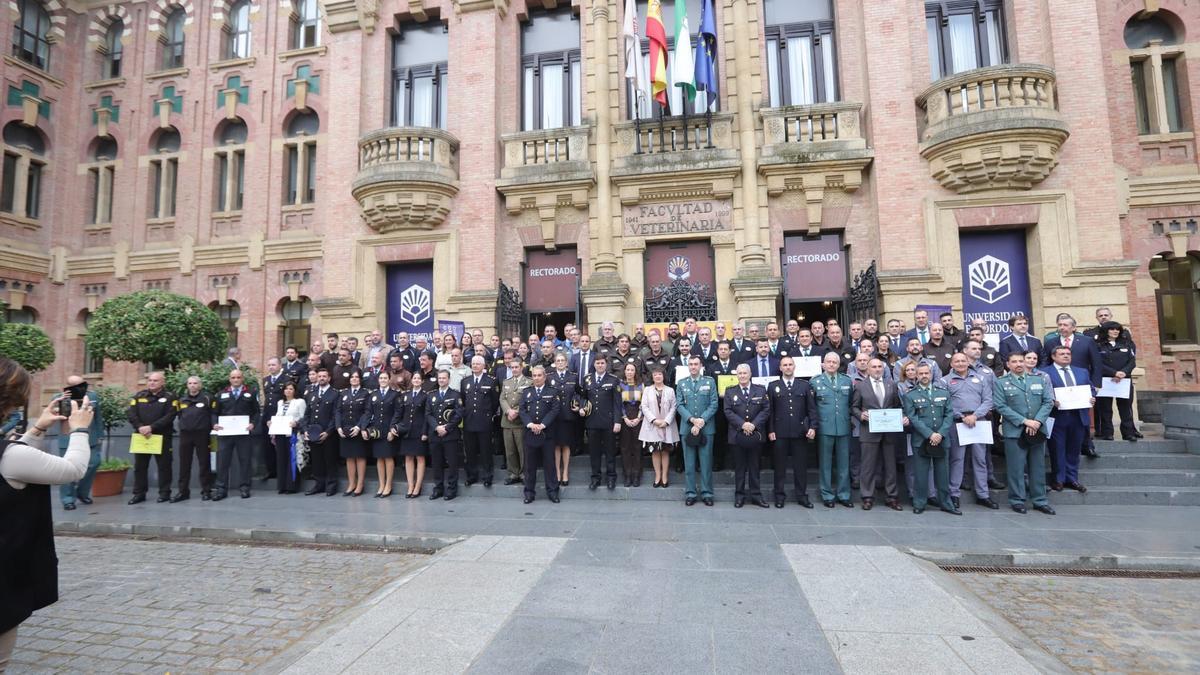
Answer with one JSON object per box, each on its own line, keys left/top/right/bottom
{"left": 991, "top": 371, "right": 1055, "bottom": 508}
{"left": 901, "top": 382, "right": 954, "bottom": 511}
{"left": 811, "top": 371, "right": 853, "bottom": 503}
{"left": 675, "top": 373, "right": 719, "bottom": 500}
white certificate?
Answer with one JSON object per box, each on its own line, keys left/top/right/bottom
{"left": 955, "top": 420, "right": 993, "bottom": 445}
{"left": 214, "top": 415, "right": 250, "bottom": 436}
{"left": 752, "top": 376, "right": 779, "bottom": 388}
{"left": 1097, "top": 377, "right": 1131, "bottom": 399}
{"left": 675, "top": 365, "right": 691, "bottom": 383}
{"left": 868, "top": 408, "right": 904, "bottom": 433}
{"left": 794, "top": 356, "right": 822, "bottom": 378}
{"left": 1054, "top": 385, "right": 1093, "bottom": 410}
{"left": 268, "top": 416, "right": 295, "bottom": 436}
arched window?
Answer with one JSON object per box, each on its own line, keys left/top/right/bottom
{"left": 82, "top": 311, "right": 104, "bottom": 374}
{"left": 284, "top": 112, "right": 318, "bottom": 205}
{"left": 291, "top": 0, "right": 321, "bottom": 49}
{"left": 162, "top": 7, "right": 186, "bottom": 70}
{"left": 226, "top": 0, "right": 251, "bottom": 59}
{"left": 280, "top": 298, "right": 313, "bottom": 356}
{"left": 102, "top": 20, "right": 123, "bottom": 78}
{"left": 210, "top": 301, "right": 241, "bottom": 347}
{"left": 214, "top": 119, "right": 247, "bottom": 212}
{"left": 4, "top": 306, "right": 37, "bottom": 324}
{"left": 1150, "top": 254, "right": 1200, "bottom": 345}
{"left": 1126, "top": 14, "right": 1188, "bottom": 136}
{"left": 149, "top": 127, "right": 181, "bottom": 218}
{"left": 89, "top": 137, "right": 118, "bottom": 224}
{"left": 12, "top": 0, "right": 51, "bottom": 70}
{"left": 1, "top": 122, "right": 47, "bottom": 220}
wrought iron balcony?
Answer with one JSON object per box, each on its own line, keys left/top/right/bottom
{"left": 352, "top": 127, "right": 459, "bottom": 232}
{"left": 917, "top": 64, "right": 1068, "bottom": 193}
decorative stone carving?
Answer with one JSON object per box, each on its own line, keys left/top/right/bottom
{"left": 353, "top": 127, "right": 460, "bottom": 233}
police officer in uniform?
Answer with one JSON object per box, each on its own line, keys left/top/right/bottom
{"left": 546, "top": 353, "right": 580, "bottom": 485}
{"left": 304, "top": 368, "right": 340, "bottom": 496}
{"left": 173, "top": 376, "right": 213, "bottom": 502}
{"left": 676, "top": 354, "right": 718, "bottom": 506}
{"left": 126, "top": 371, "right": 177, "bottom": 505}
{"left": 520, "top": 365, "right": 562, "bottom": 503}
{"left": 259, "top": 360, "right": 287, "bottom": 481}
{"left": 334, "top": 373, "right": 371, "bottom": 496}
{"left": 811, "top": 352, "right": 853, "bottom": 508}
{"left": 724, "top": 364, "right": 770, "bottom": 508}
{"left": 461, "top": 355, "right": 499, "bottom": 487}
{"left": 901, "top": 363, "right": 959, "bottom": 515}
{"left": 941, "top": 353, "right": 997, "bottom": 510}
{"left": 582, "top": 354, "right": 622, "bottom": 490}
{"left": 426, "top": 370, "right": 464, "bottom": 500}
{"left": 211, "top": 369, "right": 261, "bottom": 500}
{"left": 767, "top": 356, "right": 818, "bottom": 509}
{"left": 993, "top": 352, "right": 1056, "bottom": 515}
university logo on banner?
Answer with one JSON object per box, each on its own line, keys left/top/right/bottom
{"left": 958, "top": 232, "right": 1032, "bottom": 340}
{"left": 400, "top": 284, "right": 431, "bottom": 325}
{"left": 386, "top": 264, "right": 435, "bottom": 344}
{"left": 666, "top": 255, "right": 691, "bottom": 281}
{"left": 967, "top": 255, "right": 1011, "bottom": 304}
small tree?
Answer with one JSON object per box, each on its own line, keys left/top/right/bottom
{"left": 165, "top": 360, "right": 262, "bottom": 397}
{"left": 0, "top": 322, "right": 55, "bottom": 373}
{"left": 86, "top": 291, "right": 227, "bottom": 369}
{"left": 94, "top": 384, "right": 132, "bottom": 460}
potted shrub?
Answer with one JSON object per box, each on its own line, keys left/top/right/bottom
{"left": 92, "top": 457, "right": 132, "bottom": 497}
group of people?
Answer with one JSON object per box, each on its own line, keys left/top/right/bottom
{"left": 108, "top": 306, "right": 1139, "bottom": 513}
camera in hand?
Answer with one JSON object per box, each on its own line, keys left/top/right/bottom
{"left": 57, "top": 398, "right": 74, "bottom": 416}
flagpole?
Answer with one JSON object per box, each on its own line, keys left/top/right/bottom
{"left": 657, "top": 101, "right": 666, "bottom": 153}
{"left": 705, "top": 105, "right": 713, "bottom": 148}
{"left": 681, "top": 100, "right": 690, "bottom": 150}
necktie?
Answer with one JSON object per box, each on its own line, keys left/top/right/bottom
{"left": 1061, "top": 367, "right": 1075, "bottom": 387}
{"left": 919, "top": 330, "right": 928, "bottom": 344}
{"left": 536, "top": 387, "right": 542, "bottom": 397}
{"left": 579, "top": 356, "right": 588, "bottom": 386}
{"left": 759, "top": 358, "right": 768, "bottom": 378}
{"left": 1065, "top": 336, "right": 1072, "bottom": 349}
{"left": 1018, "top": 335, "right": 1027, "bottom": 350}
{"left": 319, "top": 387, "right": 326, "bottom": 397}
{"left": 475, "top": 377, "right": 480, "bottom": 388}
{"left": 742, "top": 388, "right": 749, "bottom": 398}
{"left": 873, "top": 379, "right": 884, "bottom": 404}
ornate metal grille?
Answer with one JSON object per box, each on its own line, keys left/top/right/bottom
{"left": 497, "top": 279, "right": 524, "bottom": 340}
{"left": 643, "top": 279, "right": 718, "bottom": 322}
{"left": 849, "top": 260, "right": 879, "bottom": 322}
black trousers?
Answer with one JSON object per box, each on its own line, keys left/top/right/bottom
{"left": 732, "top": 442, "right": 763, "bottom": 499}
{"left": 176, "top": 430, "right": 212, "bottom": 496}
{"left": 133, "top": 437, "right": 173, "bottom": 499}
{"left": 1095, "top": 396, "right": 1137, "bottom": 439}
{"left": 275, "top": 435, "right": 300, "bottom": 493}
{"left": 523, "top": 439, "right": 559, "bottom": 498}
{"left": 588, "top": 428, "right": 617, "bottom": 480}
{"left": 772, "top": 436, "right": 810, "bottom": 500}
{"left": 463, "top": 430, "right": 493, "bottom": 483}
{"left": 430, "top": 438, "right": 461, "bottom": 494}
{"left": 309, "top": 435, "right": 340, "bottom": 491}
{"left": 713, "top": 413, "right": 728, "bottom": 470}
{"left": 257, "top": 431, "right": 276, "bottom": 478}
{"left": 217, "top": 435, "right": 255, "bottom": 492}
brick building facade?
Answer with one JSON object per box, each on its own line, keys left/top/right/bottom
{"left": 0, "top": 0, "right": 1197, "bottom": 403}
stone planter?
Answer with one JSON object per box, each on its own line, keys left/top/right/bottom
{"left": 91, "top": 468, "right": 128, "bottom": 497}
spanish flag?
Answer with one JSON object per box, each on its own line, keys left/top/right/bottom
{"left": 647, "top": 0, "right": 669, "bottom": 109}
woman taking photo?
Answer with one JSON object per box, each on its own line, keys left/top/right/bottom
{"left": 394, "top": 371, "right": 430, "bottom": 498}
{"left": 273, "top": 382, "right": 307, "bottom": 494}
{"left": 335, "top": 372, "right": 370, "bottom": 496}
{"left": 639, "top": 367, "right": 679, "bottom": 488}
{"left": 618, "top": 363, "right": 644, "bottom": 487}
{"left": 0, "top": 358, "right": 94, "bottom": 669}
{"left": 359, "top": 370, "right": 398, "bottom": 498}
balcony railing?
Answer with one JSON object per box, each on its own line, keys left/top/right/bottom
{"left": 918, "top": 64, "right": 1059, "bottom": 142}
{"left": 763, "top": 103, "right": 862, "bottom": 144}
{"left": 497, "top": 126, "right": 594, "bottom": 204}
{"left": 352, "top": 127, "right": 460, "bottom": 232}
{"left": 358, "top": 127, "right": 458, "bottom": 172}
{"left": 502, "top": 126, "right": 589, "bottom": 168}
{"left": 614, "top": 112, "right": 736, "bottom": 158}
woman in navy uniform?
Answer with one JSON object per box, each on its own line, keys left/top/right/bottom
{"left": 335, "top": 371, "right": 370, "bottom": 496}
{"left": 546, "top": 352, "right": 580, "bottom": 486}
{"left": 358, "top": 370, "right": 398, "bottom": 498}
{"left": 1095, "top": 321, "right": 1140, "bottom": 442}
{"left": 394, "top": 371, "right": 430, "bottom": 498}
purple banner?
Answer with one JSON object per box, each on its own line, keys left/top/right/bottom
{"left": 437, "top": 320, "right": 465, "bottom": 344}
{"left": 959, "top": 231, "right": 1032, "bottom": 340}
{"left": 386, "top": 263, "right": 434, "bottom": 345}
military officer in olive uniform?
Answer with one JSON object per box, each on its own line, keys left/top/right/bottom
{"left": 992, "top": 352, "right": 1056, "bottom": 515}
{"left": 811, "top": 352, "right": 854, "bottom": 508}
{"left": 581, "top": 354, "right": 622, "bottom": 490}
{"left": 767, "top": 356, "right": 818, "bottom": 509}
{"left": 426, "top": 370, "right": 464, "bottom": 500}
{"left": 461, "top": 356, "right": 499, "bottom": 487}
{"left": 125, "top": 371, "right": 178, "bottom": 505}
{"left": 519, "top": 365, "right": 562, "bottom": 503}
{"left": 723, "top": 364, "right": 771, "bottom": 508}
{"left": 676, "top": 354, "right": 719, "bottom": 506}
{"left": 901, "top": 363, "right": 959, "bottom": 515}
{"left": 498, "top": 353, "right": 532, "bottom": 485}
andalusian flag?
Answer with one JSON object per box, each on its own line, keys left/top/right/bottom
{"left": 672, "top": 0, "right": 695, "bottom": 102}
{"left": 647, "top": 0, "right": 669, "bottom": 109}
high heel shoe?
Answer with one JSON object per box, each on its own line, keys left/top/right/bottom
{"left": 343, "top": 489, "right": 354, "bottom": 496}
{"left": 374, "top": 492, "right": 383, "bottom": 498}
{"left": 380, "top": 491, "right": 392, "bottom": 499}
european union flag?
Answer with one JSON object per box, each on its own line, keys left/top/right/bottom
{"left": 693, "top": 0, "right": 718, "bottom": 110}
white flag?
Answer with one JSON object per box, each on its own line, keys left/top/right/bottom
{"left": 671, "top": 0, "right": 695, "bottom": 102}
{"left": 623, "top": 0, "right": 649, "bottom": 118}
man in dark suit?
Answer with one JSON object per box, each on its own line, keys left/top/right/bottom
{"left": 901, "top": 309, "right": 933, "bottom": 347}
{"left": 494, "top": 349, "right": 528, "bottom": 382}
{"left": 724, "top": 364, "right": 771, "bottom": 508}
{"left": 282, "top": 346, "right": 307, "bottom": 382}
{"left": 767, "top": 356, "right": 817, "bottom": 508}
{"left": 727, "top": 323, "right": 756, "bottom": 364}
{"left": 303, "top": 369, "right": 340, "bottom": 495}
{"left": 259, "top": 359, "right": 287, "bottom": 482}
{"left": 570, "top": 338, "right": 596, "bottom": 383}
{"left": 1042, "top": 315, "right": 1103, "bottom": 458}
{"left": 221, "top": 347, "right": 242, "bottom": 371}
{"left": 667, "top": 339, "right": 694, "bottom": 385}
{"left": 519, "top": 365, "right": 561, "bottom": 503}
{"left": 850, "top": 358, "right": 903, "bottom": 511}
{"left": 582, "top": 355, "right": 622, "bottom": 490}
{"left": 998, "top": 314, "right": 1042, "bottom": 364}
{"left": 749, "top": 339, "right": 780, "bottom": 379}
{"left": 1042, "top": 346, "right": 1095, "bottom": 493}
{"left": 212, "top": 369, "right": 260, "bottom": 500}
{"left": 461, "top": 356, "right": 499, "bottom": 487}
{"left": 427, "top": 370, "right": 464, "bottom": 500}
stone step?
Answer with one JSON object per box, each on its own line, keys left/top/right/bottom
{"left": 1092, "top": 439, "right": 1188, "bottom": 454}
{"left": 1042, "top": 486, "right": 1200, "bottom": 507}
{"left": 1086, "top": 453, "right": 1200, "bottom": 470}
{"left": 1072, "top": 468, "right": 1200, "bottom": 488}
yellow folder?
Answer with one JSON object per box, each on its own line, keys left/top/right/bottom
{"left": 129, "top": 434, "right": 164, "bottom": 455}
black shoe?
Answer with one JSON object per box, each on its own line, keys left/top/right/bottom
{"left": 940, "top": 506, "right": 963, "bottom": 516}
{"left": 560, "top": 479, "right": 570, "bottom": 487}
{"left": 305, "top": 487, "right": 322, "bottom": 496}
{"left": 128, "top": 495, "right": 146, "bottom": 505}
{"left": 702, "top": 497, "right": 713, "bottom": 506}
{"left": 775, "top": 499, "right": 785, "bottom": 509}
{"left": 444, "top": 493, "right": 457, "bottom": 501}
{"left": 504, "top": 477, "right": 521, "bottom": 485}
{"left": 1132, "top": 430, "right": 1144, "bottom": 439}
{"left": 212, "top": 492, "right": 227, "bottom": 502}
{"left": 429, "top": 488, "right": 444, "bottom": 500}
{"left": 483, "top": 479, "right": 492, "bottom": 488}
{"left": 607, "top": 477, "right": 616, "bottom": 490}
{"left": 951, "top": 496, "right": 960, "bottom": 509}
{"left": 913, "top": 507, "right": 925, "bottom": 514}
{"left": 1050, "top": 482, "right": 1064, "bottom": 492}
{"left": 927, "top": 497, "right": 942, "bottom": 508}
{"left": 169, "top": 493, "right": 189, "bottom": 503}
{"left": 862, "top": 498, "right": 874, "bottom": 511}
{"left": 1082, "top": 448, "right": 1100, "bottom": 458}
{"left": 77, "top": 496, "right": 93, "bottom": 505}
{"left": 838, "top": 499, "right": 854, "bottom": 508}
{"left": 734, "top": 497, "right": 745, "bottom": 508}
{"left": 327, "top": 488, "right": 339, "bottom": 496}
{"left": 63, "top": 502, "right": 76, "bottom": 510}
{"left": 549, "top": 494, "right": 560, "bottom": 503}
{"left": 1011, "top": 504, "right": 1027, "bottom": 514}
{"left": 464, "top": 479, "right": 477, "bottom": 487}
{"left": 685, "top": 496, "right": 696, "bottom": 506}
{"left": 1125, "top": 437, "right": 1139, "bottom": 443}
{"left": 976, "top": 497, "right": 999, "bottom": 510}
{"left": 624, "top": 478, "right": 633, "bottom": 487}
{"left": 752, "top": 498, "right": 769, "bottom": 508}
{"left": 797, "top": 496, "right": 814, "bottom": 509}
{"left": 344, "top": 489, "right": 355, "bottom": 496}
{"left": 201, "top": 493, "right": 212, "bottom": 501}
{"left": 405, "top": 493, "right": 414, "bottom": 499}
{"left": 240, "top": 488, "right": 251, "bottom": 499}
{"left": 523, "top": 495, "right": 534, "bottom": 504}
{"left": 823, "top": 500, "right": 835, "bottom": 508}
{"left": 380, "top": 492, "right": 391, "bottom": 499}
{"left": 1064, "top": 481, "right": 1088, "bottom": 493}
{"left": 1096, "top": 435, "right": 1114, "bottom": 441}
{"left": 1033, "top": 504, "right": 1056, "bottom": 515}
{"left": 987, "top": 479, "right": 1006, "bottom": 491}
{"left": 589, "top": 477, "right": 601, "bottom": 490}
{"left": 156, "top": 495, "right": 170, "bottom": 503}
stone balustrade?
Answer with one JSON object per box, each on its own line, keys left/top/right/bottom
{"left": 352, "top": 127, "right": 460, "bottom": 232}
